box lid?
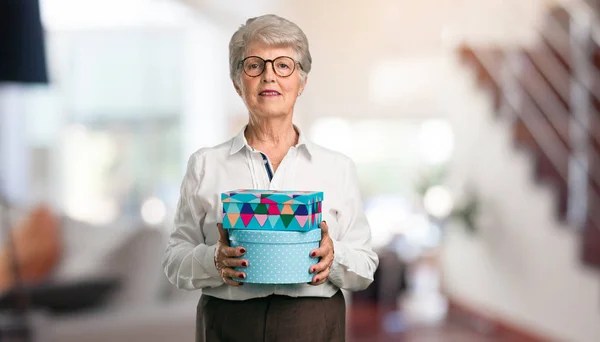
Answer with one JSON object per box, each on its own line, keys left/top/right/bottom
{"left": 221, "top": 189, "right": 323, "bottom": 205}
{"left": 229, "top": 228, "right": 322, "bottom": 244}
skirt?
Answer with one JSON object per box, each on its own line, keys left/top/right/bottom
{"left": 197, "top": 290, "right": 346, "bottom": 342}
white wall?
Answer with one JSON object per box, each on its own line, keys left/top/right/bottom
{"left": 0, "top": 85, "right": 30, "bottom": 204}
{"left": 184, "top": 0, "right": 566, "bottom": 124}
{"left": 441, "top": 56, "right": 600, "bottom": 342}
{"left": 180, "top": 13, "right": 233, "bottom": 163}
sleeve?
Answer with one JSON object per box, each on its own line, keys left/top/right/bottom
{"left": 162, "top": 152, "right": 224, "bottom": 290}
{"left": 327, "top": 158, "right": 379, "bottom": 291}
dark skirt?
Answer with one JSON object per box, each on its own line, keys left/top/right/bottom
{"left": 197, "top": 291, "right": 346, "bottom": 342}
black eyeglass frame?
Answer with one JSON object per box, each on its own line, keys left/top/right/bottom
{"left": 238, "top": 56, "right": 303, "bottom": 78}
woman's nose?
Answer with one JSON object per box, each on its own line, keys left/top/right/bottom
{"left": 261, "top": 61, "right": 276, "bottom": 82}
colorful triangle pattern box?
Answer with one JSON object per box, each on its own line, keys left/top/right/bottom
{"left": 221, "top": 189, "right": 323, "bottom": 231}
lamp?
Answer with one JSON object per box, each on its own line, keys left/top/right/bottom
{"left": 0, "top": 0, "right": 48, "bottom": 84}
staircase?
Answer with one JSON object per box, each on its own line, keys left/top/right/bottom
{"left": 457, "top": 2, "right": 600, "bottom": 269}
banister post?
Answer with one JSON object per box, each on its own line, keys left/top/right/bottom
{"left": 567, "top": 6, "right": 593, "bottom": 228}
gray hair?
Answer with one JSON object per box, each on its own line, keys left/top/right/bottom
{"left": 229, "top": 14, "right": 312, "bottom": 89}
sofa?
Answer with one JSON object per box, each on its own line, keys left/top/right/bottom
{"left": 2, "top": 207, "right": 201, "bottom": 342}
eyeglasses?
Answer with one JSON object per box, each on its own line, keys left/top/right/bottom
{"left": 239, "top": 56, "right": 302, "bottom": 78}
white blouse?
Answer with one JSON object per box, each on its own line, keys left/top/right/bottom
{"left": 162, "top": 125, "right": 379, "bottom": 300}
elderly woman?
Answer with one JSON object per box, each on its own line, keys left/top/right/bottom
{"left": 163, "top": 14, "right": 379, "bottom": 342}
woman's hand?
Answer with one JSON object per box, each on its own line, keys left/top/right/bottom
{"left": 309, "top": 221, "right": 334, "bottom": 285}
{"left": 215, "top": 223, "right": 248, "bottom": 286}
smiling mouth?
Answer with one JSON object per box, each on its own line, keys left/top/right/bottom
{"left": 259, "top": 91, "right": 281, "bottom": 96}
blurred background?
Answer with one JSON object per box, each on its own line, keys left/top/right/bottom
{"left": 1, "top": 0, "right": 600, "bottom": 341}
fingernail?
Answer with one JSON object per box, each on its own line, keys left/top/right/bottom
{"left": 240, "top": 248, "right": 246, "bottom": 254}
{"left": 242, "top": 261, "right": 248, "bottom": 267}
{"left": 239, "top": 273, "right": 245, "bottom": 279}
{"left": 310, "top": 268, "right": 315, "bottom": 273}
{"left": 311, "top": 252, "right": 316, "bottom": 257}
{"left": 315, "top": 278, "right": 320, "bottom": 283}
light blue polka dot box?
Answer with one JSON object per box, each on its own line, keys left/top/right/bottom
{"left": 221, "top": 189, "right": 323, "bottom": 231}
{"left": 229, "top": 228, "right": 322, "bottom": 284}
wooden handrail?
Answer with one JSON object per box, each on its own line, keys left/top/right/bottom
{"left": 520, "top": 53, "right": 600, "bottom": 171}
{"left": 525, "top": 45, "right": 571, "bottom": 105}
{"left": 517, "top": 56, "right": 570, "bottom": 146}
{"left": 540, "top": 15, "right": 573, "bottom": 67}
{"left": 475, "top": 51, "right": 569, "bottom": 177}
{"left": 542, "top": 12, "right": 600, "bottom": 103}
{"left": 517, "top": 56, "right": 600, "bottom": 219}
{"left": 471, "top": 48, "right": 600, "bottom": 229}
{"left": 534, "top": 18, "right": 600, "bottom": 150}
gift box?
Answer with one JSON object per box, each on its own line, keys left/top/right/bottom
{"left": 229, "top": 228, "right": 321, "bottom": 284}
{"left": 221, "top": 189, "right": 323, "bottom": 231}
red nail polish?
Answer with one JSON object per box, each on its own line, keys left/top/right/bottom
{"left": 310, "top": 268, "right": 315, "bottom": 273}
{"left": 315, "top": 278, "right": 319, "bottom": 283}
{"left": 240, "top": 248, "right": 246, "bottom": 254}
{"left": 311, "top": 252, "right": 316, "bottom": 257}
{"left": 240, "top": 273, "right": 245, "bottom": 279}
{"left": 242, "top": 261, "right": 248, "bottom": 267}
